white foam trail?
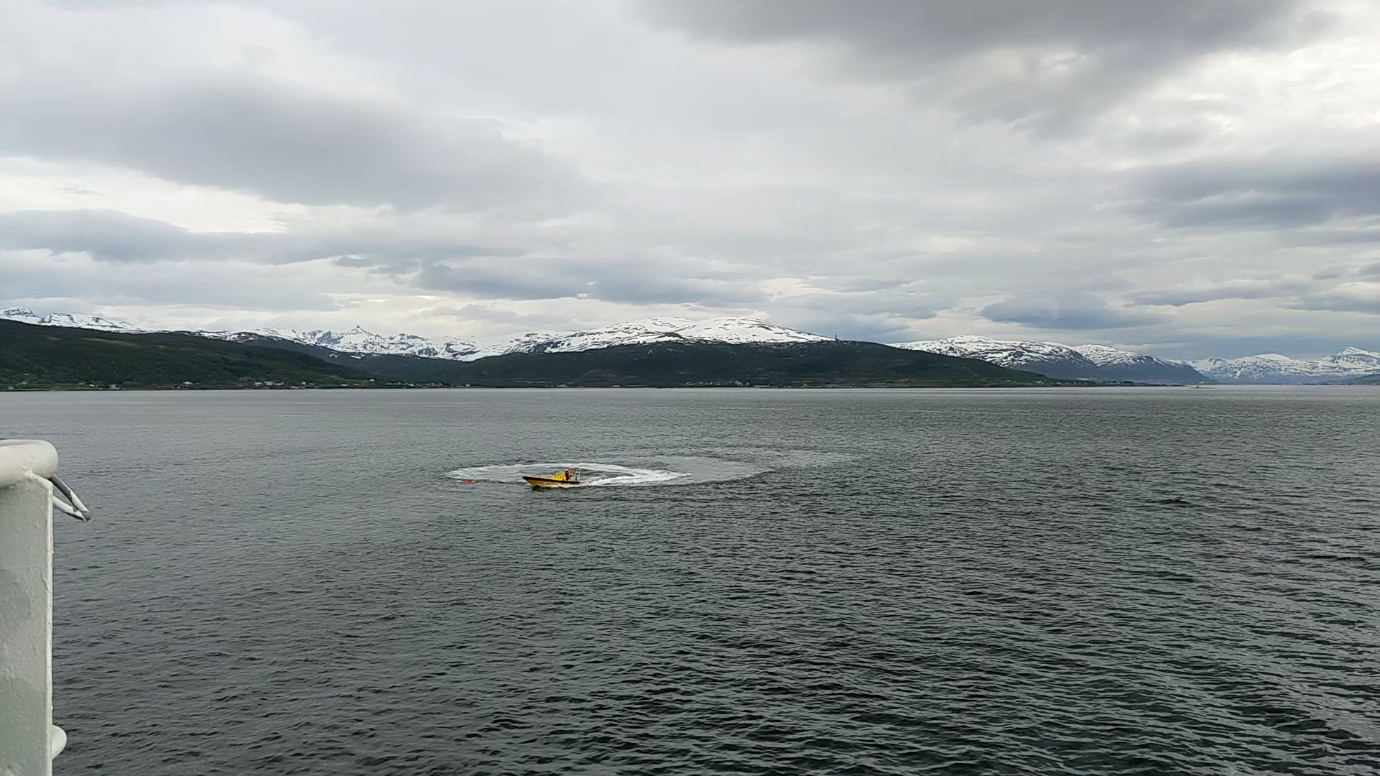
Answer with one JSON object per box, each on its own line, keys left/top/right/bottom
{"left": 570, "top": 463, "right": 688, "bottom": 487}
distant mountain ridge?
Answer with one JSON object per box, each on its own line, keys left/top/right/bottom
{"left": 0, "top": 317, "right": 1056, "bottom": 389}
{"left": 0, "top": 309, "right": 828, "bottom": 362}
{"left": 1191, "top": 348, "right": 1380, "bottom": 384}
{"left": 7, "top": 308, "right": 1376, "bottom": 383}
{"left": 1, "top": 307, "right": 143, "bottom": 333}
{"left": 895, "top": 336, "right": 1207, "bottom": 384}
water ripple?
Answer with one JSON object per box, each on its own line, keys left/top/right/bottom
{"left": 6, "top": 387, "right": 1377, "bottom": 775}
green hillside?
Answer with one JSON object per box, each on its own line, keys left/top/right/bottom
{"left": 0, "top": 320, "right": 374, "bottom": 389}
{"left": 353, "top": 340, "right": 1058, "bottom": 387}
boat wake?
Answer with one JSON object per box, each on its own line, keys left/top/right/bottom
{"left": 447, "top": 462, "right": 688, "bottom": 488}
{"left": 446, "top": 456, "right": 768, "bottom": 489}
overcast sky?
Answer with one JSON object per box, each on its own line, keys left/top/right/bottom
{"left": 4, "top": 0, "right": 1379, "bottom": 358}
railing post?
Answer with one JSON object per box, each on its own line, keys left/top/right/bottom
{"left": 0, "top": 440, "right": 66, "bottom": 776}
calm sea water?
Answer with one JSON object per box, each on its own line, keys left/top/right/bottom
{"left": 5, "top": 387, "right": 1380, "bottom": 775}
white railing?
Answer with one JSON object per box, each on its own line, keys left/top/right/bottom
{"left": 0, "top": 440, "right": 86, "bottom": 776}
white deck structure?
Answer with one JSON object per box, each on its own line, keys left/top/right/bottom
{"left": 1, "top": 440, "right": 83, "bottom": 776}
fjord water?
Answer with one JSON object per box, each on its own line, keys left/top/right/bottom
{"left": 7, "top": 387, "right": 1380, "bottom": 775}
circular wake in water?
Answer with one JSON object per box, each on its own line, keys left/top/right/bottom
{"left": 446, "top": 456, "right": 768, "bottom": 488}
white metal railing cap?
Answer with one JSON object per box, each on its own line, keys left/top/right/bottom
{"left": 49, "top": 725, "right": 68, "bottom": 760}
{"left": 0, "top": 439, "right": 59, "bottom": 490}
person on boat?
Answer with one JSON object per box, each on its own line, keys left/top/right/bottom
{"left": 563, "top": 468, "right": 575, "bottom": 481}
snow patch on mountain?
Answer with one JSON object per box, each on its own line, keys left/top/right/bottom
{"left": 200, "top": 325, "right": 479, "bottom": 360}
{"left": 1, "top": 308, "right": 145, "bottom": 332}
{"left": 1192, "top": 348, "right": 1380, "bottom": 383}
{"left": 1073, "top": 344, "right": 1148, "bottom": 366}
{"left": 256, "top": 326, "right": 478, "bottom": 360}
{"left": 465, "top": 316, "right": 828, "bottom": 360}
{"left": 673, "top": 317, "right": 829, "bottom": 345}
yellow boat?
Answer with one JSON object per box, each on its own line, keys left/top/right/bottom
{"left": 522, "top": 469, "right": 580, "bottom": 489}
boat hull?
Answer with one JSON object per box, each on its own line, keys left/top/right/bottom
{"left": 523, "top": 476, "right": 578, "bottom": 488}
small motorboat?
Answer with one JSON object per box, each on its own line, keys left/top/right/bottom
{"left": 522, "top": 468, "right": 580, "bottom": 489}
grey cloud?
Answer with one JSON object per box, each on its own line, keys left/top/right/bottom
{"left": 1131, "top": 279, "right": 1304, "bottom": 307}
{"left": 0, "top": 72, "right": 590, "bottom": 212}
{"left": 1133, "top": 161, "right": 1380, "bottom": 229}
{"left": 775, "top": 287, "right": 947, "bottom": 320}
{"left": 427, "top": 303, "right": 572, "bottom": 328}
{"left": 981, "top": 294, "right": 1164, "bottom": 330}
{"left": 0, "top": 209, "right": 505, "bottom": 264}
{"left": 1286, "top": 286, "right": 1380, "bottom": 315}
{"left": 331, "top": 255, "right": 385, "bottom": 269}
{"left": 1310, "top": 262, "right": 1380, "bottom": 281}
{"left": 0, "top": 209, "right": 216, "bottom": 262}
{"left": 1286, "top": 226, "right": 1380, "bottom": 246}
{"left": 803, "top": 277, "right": 911, "bottom": 293}
{"left": 0, "top": 252, "right": 338, "bottom": 311}
{"left": 414, "top": 260, "right": 765, "bottom": 306}
{"left": 0, "top": 207, "right": 766, "bottom": 307}
{"left": 778, "top": 312, "right": 915, "bottom": 344}
{"left": 594, "top": 274, "right": 765, "bottom": 306}
{"left": 47, "top": 0, "right": 189, "bottom": 6}
{"left": 639, "top": 0, "right": 1317, "bottom": 128}
{"left": 414, "top": 262, "right": 590, "bottom": 301}
{"left": 1131, "top": 271, "right": 1380, "bottom": 318}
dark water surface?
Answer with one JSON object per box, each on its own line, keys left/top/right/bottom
{"left": 5, "top": 387, "right": 1380, "bottom": 775}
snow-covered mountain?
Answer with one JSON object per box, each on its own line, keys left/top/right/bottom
{"left": 228, "top": 316, "right": 823, "bottom": 361}
{"left": 896, "top": 335, "right": 1208, "bottom": 384}
{"left": 214, "top": 326, "right": 480, "bottom": 361}
{"left": 0, "top": 309, "right": 480, "bottom": 360}
{"left": 1192, "top": 348, "right": 1380, "bottom": 384}
{"left": 897, "top": 335, "right": 1082, "bottom": 371}
{"left": 1070, "top": 344, "right": 1207, "bottom": 382}
{"left": 0, "top": 309, "right": 823, "bottom": 361}
{"left": 466, "top": 316, "right": 829, "bottom": 359}
{"left": 1, "top": 308, "right": 146, "bottom": 333}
